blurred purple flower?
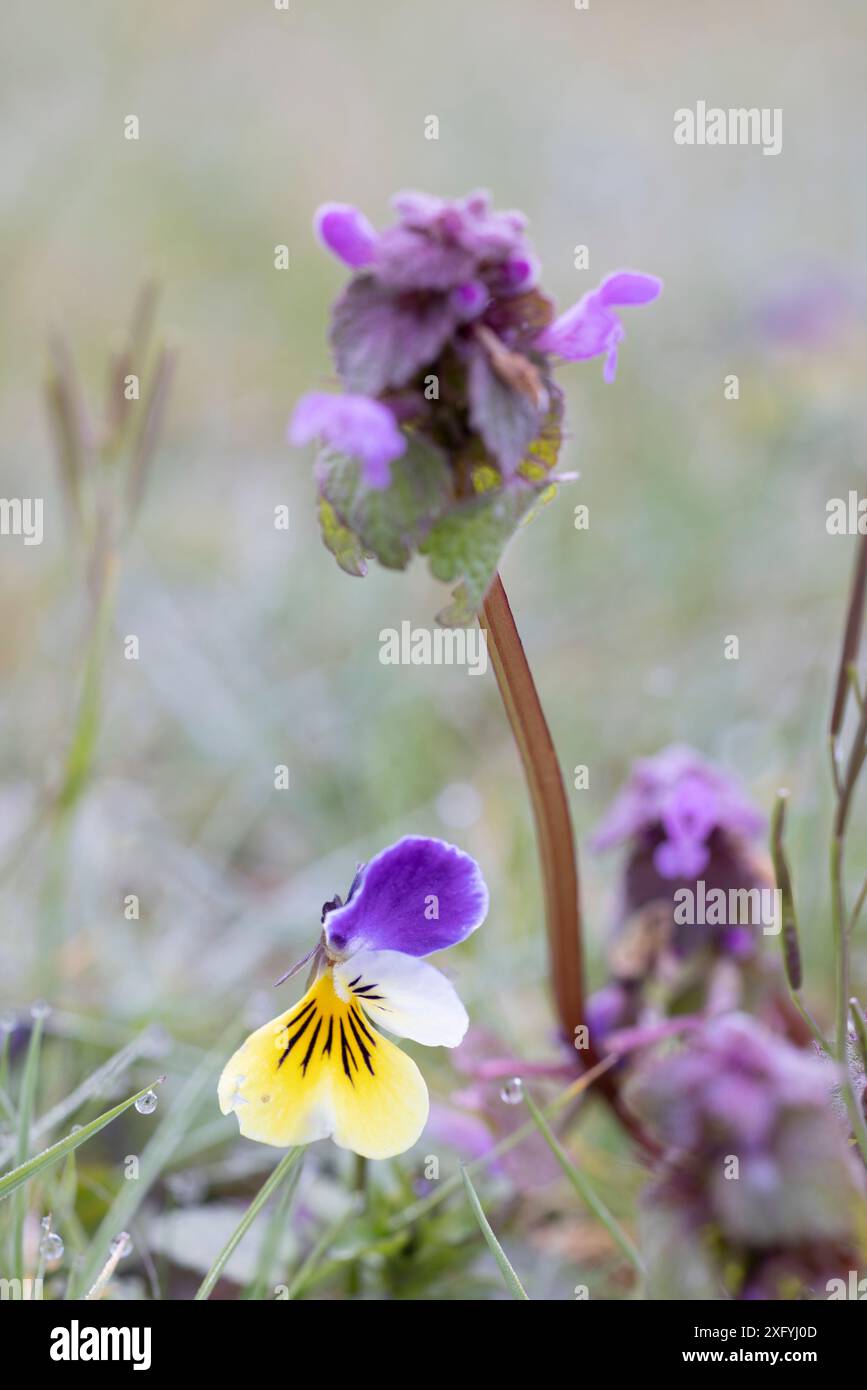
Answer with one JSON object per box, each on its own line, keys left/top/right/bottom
{"left": 592, "top": 744, "right": 765, "bottom": 880}
{"left": 756, "top": 269, "right": 860, "bottom": 351}
{"left": 289, "top": 391, "right": 405, "bottom": 488}
{"left": 625, "top": 1013, "right": 867, "bottom": 1297}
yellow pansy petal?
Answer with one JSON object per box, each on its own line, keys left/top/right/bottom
{"left": 218, "top": 972, "right": 429, "bottom": 1160}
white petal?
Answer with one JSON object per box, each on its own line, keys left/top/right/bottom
{"left": 333, "top": 949, "right": 469, "bottom": 1048}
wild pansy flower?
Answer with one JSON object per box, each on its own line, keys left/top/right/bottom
{"left": 625, "top": 1013, "right": 867, "bottom": 1299}
{"left": 218, "top": 836, "right": 488, "bottom": 1160}
{"left": 290, "top": 189, "right": 661, "bottom": 623}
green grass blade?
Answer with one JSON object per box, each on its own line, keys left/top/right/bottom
{"left": 523, "top": 1089, "right": 645, "bottom": 1277}
{"left": 460, "top": 1165, "right": 529, "bottom": 1300}
{"left": 0, "top": 1078, "right": 164, "bottom": 1203}
{"left": 195, "top": 1147, "right": 303, "bottom": 1301}
{"left": 11, "top": 1012, "right": 46, "bottom": 1274}
{"left": 244, "top": 1153, "right": 305, "bottom": 1299}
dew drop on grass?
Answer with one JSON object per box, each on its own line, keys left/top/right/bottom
{"left": 111, "top": 1232, "right": 133, "bottom": 1259}
{"left": 40, "top": 1232, "right": 64, "bottom": 1261}
{"left": 30, "top": 999, "right": 51, "bottom": 1021}
{"left": 135, "top": 1090, "right": 158, "bottom": 1115}
{"left": 499, "top": 1076, "right": 524, "bottom": 1105}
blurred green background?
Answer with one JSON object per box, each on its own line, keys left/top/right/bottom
{"left": 1, "top": 0, "right": 867, "bottom": 1296}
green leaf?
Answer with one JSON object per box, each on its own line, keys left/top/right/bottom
{"left": 421, "top": 485, "right": 534, "bottom": 625}
{"left": 11, "top": 1012, "right": 45, "bottom": 1274}
{"left": 460, "top": 1166, "right": 529, "bottom": 1300}
{"left": 317, "top": 495, "right": 367, "bottom": 577}
{"left": 318, "top": 437, "right": 453, "bottom": 572}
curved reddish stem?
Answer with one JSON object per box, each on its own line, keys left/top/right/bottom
{"left": 479, "top": 573, "right": 585, "bottom": 1041}
{"left": 479, "top": 572, "right": 659, "bottom": 1155}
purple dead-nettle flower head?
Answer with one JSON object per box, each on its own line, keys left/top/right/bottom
{"left": 290, "top": 189, "right": 661, "bottom": 623}
{"left": 625, "top": 1013, "right": 867, "bottom": 1299}
{"left": 589, "top": 745, "right": 772, "bottom": 1018}
{"left": 592, "top": 743, "right": 765, "bottom": 879}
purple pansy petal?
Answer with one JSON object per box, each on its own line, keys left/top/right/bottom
{"left": 289, "top": 391, "right": 405, "bottom": 489}
{"left": 324, "top": 835, "right": 489, "bottom": 959}
{"left": 331, "top": 276, "right": 461, "bottom": 395}
{"left": 314, "top": 203, "right": 379, "bottom": 269}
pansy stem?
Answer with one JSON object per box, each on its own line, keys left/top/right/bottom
{"left": 479, "top": 573, "right": 584, "bottom": 1042}
{"left": 346, "top": 1153, "right": 368, "bottom": 1297}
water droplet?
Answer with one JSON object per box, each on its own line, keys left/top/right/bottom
{"left": 111, "top": 1232, "right": 132, "bottom": 1259}
{"left": 135, "top": 1090, "right": 158, "bottom": 1115}
{"left": 40, "top": 1232, "right": 64, "bottom": 1261}
{"left": 0, "top": 1010, "right": 16, "bottom": 1035}
{"left": 499, "top": 1077, "right": 524, "bottom": 1106}
{"left": 30, "top": 999, "right": 51, "bottom": 1021}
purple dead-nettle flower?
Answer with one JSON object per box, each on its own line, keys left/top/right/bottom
{"left": 625, "top": 1013, "right": 867, "bottom": 1299}
{"left": 592, "top": 743, "right": 765, "bottom": 879}
{"left": 536, "top": 271, "right": 663, "bottom": 384}
{"left": 290, "top": 189, "right": 661, "bottom": 623}
{"left": 585, "top": 746, "right": 773, "bottom": 1043}
{"left": 288, "top": 391, "right": 405, "bottom": 489}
